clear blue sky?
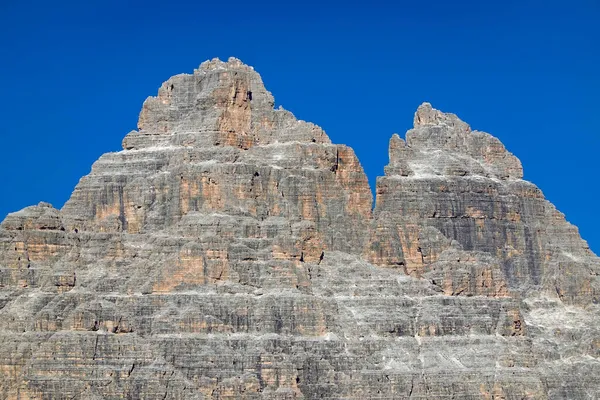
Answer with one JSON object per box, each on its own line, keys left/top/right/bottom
{"left": 1, "top": 1, "right": 598, "bottom": 253}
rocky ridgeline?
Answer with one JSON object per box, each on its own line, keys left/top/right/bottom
{"left": 1, "top": 58, "right": 599, "bottom": 399}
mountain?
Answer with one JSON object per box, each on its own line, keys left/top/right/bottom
{"left": 1, "top": 57, "right": 599, "bottom": 399}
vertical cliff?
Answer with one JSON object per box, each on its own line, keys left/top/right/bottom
{"left": 370, "top": 103, "right": 599, "bottom": 305}
{"left": 0, "top": 59, "right": 599, "bottom": 399}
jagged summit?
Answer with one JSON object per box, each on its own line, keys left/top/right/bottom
{"left": 385, "top": 102, "right": 523, "bottom": 180}
{"left": 125, "top": 57, "right": 328, "bottom": 152}
{"left": 1, "top": 58, "right": 599, "bottom": 399}
{"left": 196, "top": 57, "right": 257, "bottom": 72}
{"left": 413, "top": 102, "right": 469, "bottom": 129}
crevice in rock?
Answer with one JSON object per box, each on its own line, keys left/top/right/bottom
{"left": 92, "top": 335, "right": 99, "bottom": 360}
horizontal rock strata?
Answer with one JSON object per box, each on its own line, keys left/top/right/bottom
{"left": 1, "top": 58, "right": 599, "bottom": 399}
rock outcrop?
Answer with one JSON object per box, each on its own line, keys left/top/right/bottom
{"left": 1, "top": 58, "right": 599, "bottom": 399}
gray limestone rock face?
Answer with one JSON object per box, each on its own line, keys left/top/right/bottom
{"left": 1, "top": 59, "right": 599, "bottom": 399}
{"left": 373, "top": 103, "right": 600, "bottom": 306}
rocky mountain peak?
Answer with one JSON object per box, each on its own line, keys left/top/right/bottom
{"left": 196, "top": 56, "right": 255, "bottom": 72}
{"left": 413, "top": 102, "right": 470, "bottom": 132}
{"left": 125, "top": 57, "right": 328, "bottom": 151}
{"left": 1, "top": 58, "right": 599, "bottom": 399}
{"left": 384, "top": 102, "right": 523, "bottom": 180}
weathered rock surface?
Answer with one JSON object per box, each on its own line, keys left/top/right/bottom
{"left": 1, "top": 58, "right": 599, "bottom": 399}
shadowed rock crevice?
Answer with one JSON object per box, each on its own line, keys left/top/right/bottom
{"left": 1, "top": 58, "right": 599, "bottom": 399}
